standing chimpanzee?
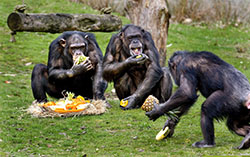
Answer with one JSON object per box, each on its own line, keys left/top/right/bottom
{"left": 146, "top": 51, "right": 250, "bottom": 149}
{"left": 31, "top": 31, "right": 107, "bottom": 102}
{"left": 102, "top": 24, "right": 172, "bottom": 110}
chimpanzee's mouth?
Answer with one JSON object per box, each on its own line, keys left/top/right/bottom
{"left": 73, "top": 54, "right": 89, "bottom": 65}
{"left": 130, "top": 46, "right": 143, "bottom": 56}
{"left": 73, "top": 55, "right": 81, "bottom": 62}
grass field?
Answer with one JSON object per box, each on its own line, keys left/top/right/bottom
{"left": 0, "top": 0, "right": 250, "bottom": 156}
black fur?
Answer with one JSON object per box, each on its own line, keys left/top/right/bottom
{"left": 102, "top": 24, "right": 172, "bottom": 110}
{"left": 146, "top": 51, "right": 250, "bottom": 149}
{"left": 31, "top": 31, "right": 107, "bottom": 102}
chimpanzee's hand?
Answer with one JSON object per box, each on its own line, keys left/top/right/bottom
{"left": 145, "top": 102, "right": 164, "bottom": 121}
{"left": 126, "top": 54, "right": 148, "bottom": 66}
{"left": 71, "top": 59, "right": 93, "bottom": 75}
{"left": 120, "top": 94, "right": 138, "bottom": 110}
{"left": 161, "top": 118, "right": 179, "bottom": 138}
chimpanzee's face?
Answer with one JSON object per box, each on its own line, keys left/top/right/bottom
{"left": 123, "top": 26, "right": 144, "bottom": 56}
{"left": 60, "top": 34, "right": 88, "bottom": 61}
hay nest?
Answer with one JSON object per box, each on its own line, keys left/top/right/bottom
{"left": 27, "top": 100, "right": 108, "bottom": 118}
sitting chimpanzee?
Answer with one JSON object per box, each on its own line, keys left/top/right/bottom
{"left": 31, "top": 31, "right": 107, "bottom": 102}
{"left": 146, "top": 51, "right": 250, "bottom": 149}
{"left": 102, "top": 24, "right": 173, "bottom": 110}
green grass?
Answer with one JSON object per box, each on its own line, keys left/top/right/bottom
{"left": 0, "top": 0, "right": 250, "bottom": 156}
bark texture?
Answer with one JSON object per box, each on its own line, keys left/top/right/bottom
{"left": 7, "top": 12, "right": 122, "bottom": 33}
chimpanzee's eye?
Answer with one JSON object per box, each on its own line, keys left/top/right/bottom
{"left": 127, "top": 36, "right": 133, "bottom": 40}
{"left": 81, "top": 47, "right": 85, "bottom": 52}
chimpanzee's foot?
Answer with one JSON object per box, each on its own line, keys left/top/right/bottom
{"left": 163, "top": 119, "right": 178, "bottom": 138}
{"left": 33, "top": 98, "right": 47, "bottom": 103}
{"left": 237, "top": 133, "right": 250, "bottom": 150}
{"left": 156, "top": 119, "right": 178, "bottom": 140}
{"left": 192, "top": 140, "right": 215, "bottom": 148}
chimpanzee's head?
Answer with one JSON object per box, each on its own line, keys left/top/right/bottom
{"left": 59, "top": 33, "right": 88, "bottom": 61}
{"left": 120, "top": 25, "right": 145, "bottom": 56}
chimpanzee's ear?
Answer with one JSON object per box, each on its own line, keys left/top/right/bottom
{"left": 141, "top": 28, "right": 145, "bottom": 34}
{"left": 168, "top": 61, "right": 172, "bottom": 67}
{"left": 118, "top": 32, "right": 124, "bottom": 39}
{"left": 168, "top": 61, "right": 176, "bottom": 70}
{"left": 59, "top": 38, "right": 66, "bottom": 48}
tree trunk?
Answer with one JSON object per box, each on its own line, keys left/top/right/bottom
{"left": 125, "top": 0, "right": 170, "bottom": 67}
{"left": 7, "top": 12, "right": 122, "bottom": 33}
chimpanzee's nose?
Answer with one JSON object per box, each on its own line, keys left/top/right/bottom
{"left": 132, "top": 40, "right": 139, "bottom": 44}
{"left": 75, "top": 50, "right": 83, "bottom": 56}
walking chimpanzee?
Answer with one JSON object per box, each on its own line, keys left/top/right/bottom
{"left": 31, "top": 31, "right": 107, "bottom": 102}
{"left": 102, "top": 24, "right": 172, "bottom": 110}
{"left": 146, "top": 51, "right": 250, "bottom": 149}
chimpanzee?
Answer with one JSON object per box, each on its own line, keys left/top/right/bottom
{"left": 146, "top": 51, "right": 250, "bottom": 149}
{"left": 31, "top": 31, "right": 107, "bottom": 102}
{"left": 102, "top": 24, "right": 173, "bottom": 109}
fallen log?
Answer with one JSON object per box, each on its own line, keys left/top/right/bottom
{"left": 7, "top": 12, "right": 122, "bottom": 33}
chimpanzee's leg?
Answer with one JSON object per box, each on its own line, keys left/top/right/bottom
{"left": 193, "top": 90, "right": 226, "bottom": 148}
{"left": 114, "top": 73, "right": 136, "bottom": 100}
{"left": 31, "top": 64, "right": 61, "bottom": 102}
{"left": 155, "top": 68, "right": 197, "bottom": 138}
{"left": 227, "top": 114, "right": 250, "bottom": 149}
{"left": 31, "top": 64, "right": 49, "bottom": 102}
{"left": 95, "top": 80, "right": 108, "bottom": 100}
{"left": 238, "top": 133, "right": 250, "bottom": 149}
{"left": 153, "top": 67, "right": 173, "bottom": 103}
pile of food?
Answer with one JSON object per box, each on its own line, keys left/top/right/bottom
{"left": 41, "top": 94, "right": 90, "bottom": 113}
{"left": 27, "top": 92, "right": 108, "bottom": 118}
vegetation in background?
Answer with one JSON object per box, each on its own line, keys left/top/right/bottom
{"left": 169, "top": 0, "right": 250, "bottom": 26}
{"left": 0, "top": 0, "right": 250, "bottom": 156}
{"left": 77, "top": 0, "right": 250, "bottom": 26}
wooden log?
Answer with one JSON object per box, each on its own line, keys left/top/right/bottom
{"left": 7, "top": 12, "right": 122, "bottom": 33}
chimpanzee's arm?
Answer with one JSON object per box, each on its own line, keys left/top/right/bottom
{"left": 103, "top": 35, "right": 148, "bottom": 82}
{"left": 161, "top": 75, "right": 198, "bottom": 111}
{"left": 48, "top": 61, "right": 75, "bottom": 81}
{"left": 103, "top": 54, "right": 144, "bottom": 82}
{"left": 122, "top": 55, "right": 162, "bottom": 109}
{"left": 103, "top": 35, "right": 133, "bottom": 82}
{"left": 132, "top": 56, "right": 163, "bottom": 100}
{"left": 48, "top": 57, "right": 90, "bottom": 82}
{"left": 49, "top": 69, "right": 73, "bottom": 79}
{"left": 121, "top": 64, "right": 163, "bottom": 110}
{"left": 146, "top": 74, "right": 198, "bottom": 121}
{"left": 130, "top": 31, "right": 164, "bottom": 100}
{"left": 48, "top": 50, "right": 94, "bottom": 81}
